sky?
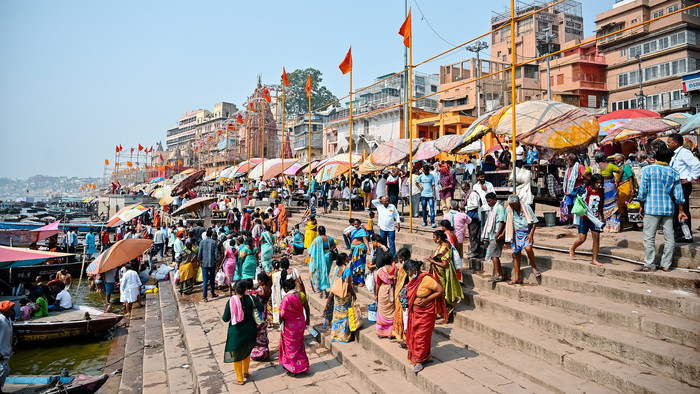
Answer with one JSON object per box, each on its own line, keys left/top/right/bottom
{"left": 0, "top": 0, "right": 611, "bottom": 179}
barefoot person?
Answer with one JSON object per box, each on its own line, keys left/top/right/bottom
{"left": 570, "top": 174, "right": 605, "bottom": 266}
{"left": 480, "top": 192, "right": 506, "bottom": 282}
{"left": 223, "top": 279, "right": 263, "bottom": 385}
{"left": 504, "top": 195, "right": 541, "bottom": 284}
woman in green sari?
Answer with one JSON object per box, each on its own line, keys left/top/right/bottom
{"left": 426, "top": 230, "right": 463, "bottom": 322}
{"left": 222, "top": 279, "right": 263, "bottom": 385}
{"left": 260, "top": 225, "right": 275, "bottom": 274}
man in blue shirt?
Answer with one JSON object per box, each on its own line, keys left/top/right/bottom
{"left": 637, "top": 148, "right": 687, "bottom": 272}
{"left": 417, "top": 165, "right": 437, "bottom": 227}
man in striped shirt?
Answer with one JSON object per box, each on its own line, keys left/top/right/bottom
{"left": 637, "top": 148, "right": 687, "bottom": 272}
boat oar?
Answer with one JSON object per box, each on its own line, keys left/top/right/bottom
{"left": 74, "top": 244, "right": 87, "bottom": 302}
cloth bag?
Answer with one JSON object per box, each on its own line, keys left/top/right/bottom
{"left": 560, "top": 199, "right": 570, "bottom": 223}
{"left": 572, "top": 196, "right": 587, "bottom": 217}
{"left": 364, "top": 270, "right": 376, "bottom": 293}
{"left": 348, "top": 300, "right": 363, "bottom": 332}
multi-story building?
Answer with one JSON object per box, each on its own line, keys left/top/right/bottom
{"left": 288, "top": 113, "right": 325, "bottom": 162}
{"left": 596, "top": 0, "right": 700, "bottom": 113}
{"left": 165, "top": 102, "right": 238, "bottom": 167}
{"left": 490, "top": 0, "right": 584, "bottom": 103}
{"left": 439, "top": 58, "right": 510, "bottom": 115}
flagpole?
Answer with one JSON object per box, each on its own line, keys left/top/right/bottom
{"left": 408, "top": 28, "right": 414, "bottom": 233}
{"left": 348, "top": 68, "right": 353, "bottom": 220}
{"left": 281, "top": 87, "right": 285, "bottom": 182}
{"left": 510, "top": 0, "right": 517, "bottom": 195}
{"left": 308, "top": 93, "right": 312, "bottom": 188}
{"left": 262, "top": 95, "right": 266, "bottom": 178}
{"left": 247, "top": 110, "right": 252, "bottom": 205}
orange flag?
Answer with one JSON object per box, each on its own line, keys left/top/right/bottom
{"left": 339, "top": 47, "right": 353, "bottom": 74}
{"left": 249, "top": 102, "right": 256, "bottom": 113}
{"left": 237, "top": 113, "right": 244, "bottom": 124}
{"left": 127, "top": 161, "right": 133, "bottom": 167}
{"left": 178, "top": 159, "right": 182, "bottom": 165}
{"left": 305, "top": 74, "right": 312, "bottom": 98}
{"left": 169, "top": 163, "right": 174, "bottom": 168}
{"left": 105, "top": 159, "right": 109, "bottom": 165}
{"left": 119, "top": 144, "right": 123, "bottom": 152}
{"left": 138, "top": 144, "right": 144, "bottom": 151}
{"left": 217, "top": 129, "right": 223, "bottom": 136}
{"left": 115, "top": 145, "right": 119, "bottom": 153}
{"left": 264, "top": 88, "right": 272, "bottom": 103}
{"left": 399, "top": 8, "right": 411, "bottom": 48}
{"left": 227, "top": 123, "right": 235, "bottom": 130}
{"left": 282, "top": 67, "right": 290, "bottom": 87}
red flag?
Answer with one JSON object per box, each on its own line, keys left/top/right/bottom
{"left": 264, "top": 88, "right": 271, "bottom": 103}
{"left": 305, "top": 74, "right": 312, "bottom": 98}
{"left": 227, "top": 123, "right": 235, "bottom": 131}
{"left": 130, "top": 147, "right": 134, "bottom": 153}
{"left": 105, "top": 159, "right": 109, "bottom": 165}
{"left": 217, "top": 129, "right": 222, "bottom": 136}
{"left": 119, "top": 144, "right": 123, "bottom": 152}
{"left": 339, "top": 47, "right": 353, "bottom": 74}
{"left": 399, "top": 8, "right": 411, "bottom": 48}
{"left": 138, "top": 144, "right": 144, "bottom": 151}
{"left": 160, "top": 153, "right": 164, "bottom": 161}
{"left": 249, "top": 102, "right": 256, "bottom": 113}
{"left": 115, "top": 145, "right": 119, "bottom": 153}
{"left": 178, "top": 159, "right": 182, "bottom": 166}
{"left": 149, "top": 146, "right": 153, "bottom": 153}
{"left": 237, "top": 113, "right": 243, "bottom": 124}
{"left": 282, "top": 67, "right": 290, "bottom": 88}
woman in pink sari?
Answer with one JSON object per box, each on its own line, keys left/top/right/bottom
{"left": 374, "top": 253, "right": 396, "bottom": 338}
{"left": 222, "top": 247, "right": 237, "bottom": 293}
{"left": 278, "top": 271, "right": 310, "bottom": 374}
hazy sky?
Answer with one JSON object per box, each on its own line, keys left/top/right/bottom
{"left": 0, "top": 0, "right": 610, "bottom": 179}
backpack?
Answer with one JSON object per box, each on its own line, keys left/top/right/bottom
{"left": 362, "top": 180, "right": 372, "bottom": 193}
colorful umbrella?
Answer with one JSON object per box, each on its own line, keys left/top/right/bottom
{"left": 159, "top": 195, "right": 174, "bottom": 206}
{"left": 315, "top": 163, "right": 351, "bottom": 183}
{"left": 318, "top": 153, "right": 363, "bottom": 170}
{"left": 106, "top": 203, "right": 147, "bottom": 227}
{"left": 283, "top": 162, "right": 304, "bottom": 176}
{"left": 485, "top": 143, "right": 511, "bottom": 155}
{"left": 229, "top": 159, "right": 264, "bottom": 178}
{"left": 303, "top": 159, "right": 328, "bottom": 174}
{"left": 665, "top": 112, "right": 694, "bottom": 126}
{"left": 171, "top": 196, "right": 218, "bottom": 216}
{"left": 0, "top": 246, "right": 74, "bottom": 269}
{"left": 454, "top": 140, "right": 482, "bottom": 155}
{"left": 152, "top": 186, "right": 172, "bottom": 199}
{"left": 433, "top": 134, "right": 462, "bottom": 153}
{"left": 149, "top": 177, "right": 165, "bottom": 184}
{"left": 680, "top": 113, "right": 700, "bottom": 135}
{"left": 171, "top": 169, "right": 206, "bottom": 196}
{"left": 86, "top": 239, "right": 153, "bottom": 275}
{"left": 412, "top": 141, "right": 441, "bottom": 161}
{"left": 598, "top": 109, "right": 660, "bottom": 123}
{"left": 357, "top": 156, "right": 386, "bottom": 174}
{"left": 451, "top": 111, "right": 494, "bottom": 153}
{"left": 491, "top": 100, "right": 599, "bottom": 154}
{"left": 601, "top": 118, "right": 680, "bottom": 145}
{"left": 369, "top": 138, "right": 421, "bottom": 166}
{"left": 218, "top": 165, "right": 237, "bottom": 180}
{"left": 249, "top": 158, "right": 298, "bottom": 180}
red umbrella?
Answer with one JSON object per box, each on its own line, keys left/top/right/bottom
{"left": 86, "top": 239, "right": 153, "bottom": 274}
{"left": 598, "top": 109, "right": 659, "bottom": 123}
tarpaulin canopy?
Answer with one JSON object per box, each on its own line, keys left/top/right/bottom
{"left": 229, "top": 159, "right": 265, "bottom": 178}
{"left": 680, "top": 112, "right": 700, "bottom": 135}
{"left": 601, "top": 118, "right": 679, "bottom": 145}
{"left": 86, "top": 239, "right": 152, "bottom": 274}
{"left": 451, "top": 111, "right": 494, "bottom": 153}
{"left": 0, "top": 246, "right": 74, "bottom": 269}
{"left": 367, "top": 139, "right": 421, "bottom": 167}
{"left": 106, "top": 203, "right": 145, "bottom": 227}
{"left": 171, "top": 169, "right": 206, "bottom": 196}
{"left": 433, "top": 134, "right": 462, "bottom": 153}
{"left": 413, "top": 140, "right": 441, "bottom": 161}
{"left": 171, "top": 196, "right": 217, "bottom": 216}
{"left": 0, "top": 221, "right": 62, "bottom": 247}
{"left": 249, "top": 158, "right": 298, "bottom": 180}
{"left": 283, "top": 162, "right": 304, "bottom": 176}
{"left": 315, "top": 163, "right": 351, "bottom": 182}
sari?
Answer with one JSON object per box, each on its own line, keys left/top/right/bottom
{"left": 34, "top": 297, "right": 49, "bottom": 317}
{"left": 376, "top": 263, "right": 396, "bottom": 338}
{"left": 329, "top": 266, "right": 353, "bottom": 343}
{"left": 270, "top": 271, "right": 282, "bottom": 324}
{"left": 238, "top": 245, "right": 258, "bottom": 280}
{"left": 406, "top": 273, "right": 438, "bottom": 364}
{"left": 222, "top": 248, "right": 237, "bottom": 286}
{"left": 278, "top": 204, "right": 288, "bottom": 237}
{"left": 430, "top": 243, "right": 463, "bottom": 319}
{"left": 391, "top": 268, "right": 408, "bottom": 341}
{"left": 304, "top": 222, "right": 317, "bottom": 250}
{"left": 251, "top": 292, "right": 270, "bottom": 361}
{"left": 222, "top": 295, "right": 262, "bottom": 363}
{"left": 308, "top": 236, "right": 335, "bottom": 293}
{"left": 603, "top": 180, "right": 621, "bottom": 233}
{"left": 616, "top": 164, "right": 635, "bottom": 229}
{"left": 349, "top": 228, "right": 368, "bottom": 284}
{"left": 279, "top": 291, "right": 310, "bottom": 373}
{"left": 260, "top": 231, "right": 275, "bottom": 273}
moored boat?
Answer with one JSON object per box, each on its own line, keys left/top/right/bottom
{"left": 12, "top": 305, "right": 123, "bottom": 343}
{"left": 3, "top": 372, "right": 108, "bottom": 393}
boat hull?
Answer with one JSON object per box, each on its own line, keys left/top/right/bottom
{"left": 13, "top": 308, "right": 123, "bottom": 343}
{"left": 4, "top": 374, "right": 109, "bottom": 394}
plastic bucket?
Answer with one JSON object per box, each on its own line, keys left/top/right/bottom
{"left": 543, "top": 211, "right": 557, "bottom": 227}
{"left": 367, "top": 302, "right": 377, "bottom": 323}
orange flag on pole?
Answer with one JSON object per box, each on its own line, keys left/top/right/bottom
{"left": 305, "top": 74, "right": 312, "bottom": 98}
{"left": 237, "top": 113, "right": 244, "bottom": 124}
{"left": 178, "top": 159, "right": 182, "bottom": 165}
{"left": 264, "top": 88, "right": 271, "bottom": 103}
{"left": 227, "top": 123, "right": 235, "bottom": 130}
{"left": 399, "top": 8, "right": 411, "bottom": 48}
{"left": 249, "top": 102, "right": 256, "bottom": 113}
{"left": 339, "top": 47, "right": 353, "bottom": 74}
{"left": 115, "top": 145, "right": 119, "bottom": 153}
{"left": 119, "top": 144, "right": 123, "bottom": 152}
{"left": 282, "top": 67, "right": 290, "bottom": 87}
{"left": 138, "top": 144, "right": 144, "bottom": 151}
{"left": 105, "top": 159, "right": 109, "bottom": 165}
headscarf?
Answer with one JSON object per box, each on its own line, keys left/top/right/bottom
{"left": 0, "top": 301, "right": 15, "bottom": 312}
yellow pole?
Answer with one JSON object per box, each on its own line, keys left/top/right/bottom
{"left": 281, "top": 87, "right": 285, "bottom": 180}
{"left": 308, "top": 93, "right": 312, "bottom": 188}
{"left": 262, "top": 96, "right": 265, "bottom": 177}
{"left": 408, "top": 30, "right": 414, "bottom": 232}
{"left": 348, "top": 68, "right": 353, "bottom": 219}
{"left": 510, "top": 0, "right": 517, "bottom": 195}
{"left": 232, "top": 123, "right": 237, "bottom": 169}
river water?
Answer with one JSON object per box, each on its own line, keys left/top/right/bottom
{"left": 9, "top": 282, "right": 118, "bottom": 376}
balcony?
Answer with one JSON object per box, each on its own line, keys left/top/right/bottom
{"left": 578, "top": 81, "right": 608, "bottom": 90}
{"left": 578, "top": 54, "right": 606, "bottom": 65}
{"left": 647, "top": 97, "right": 691, "bottom": 112}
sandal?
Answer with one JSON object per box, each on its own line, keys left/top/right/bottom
{"left": 658, "top": 267, "right": 672, "bottom": 272}
{"left": 488, "top": 275, "right": 504, "bottom": 283}
{"left": 634, "top": 266, "right": 654, "bottom": 272}
{"left": 202, "top": 298, "right": 208, "bottom": 303}
{"left": 413, "top": 364, "right": 424, "bottom": 373}
{"left": 507, "top": 281, "right": 522, "bottom": 285}
{"left": 533, "top": 270, "right": 542, "bottom": 278}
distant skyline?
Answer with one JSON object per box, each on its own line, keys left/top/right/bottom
{"left": 0, "top": 0, "right": 611, "bottom": 179}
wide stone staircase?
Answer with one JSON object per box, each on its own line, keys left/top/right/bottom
{"left": 309, "top": 208, "right": 700, "bottom": 394}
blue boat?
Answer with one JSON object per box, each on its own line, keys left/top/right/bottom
{"left": 0, "top": 222, "right": 106, "bottom": 233}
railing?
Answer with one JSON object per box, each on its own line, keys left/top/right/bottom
{"left": 578, "top": 54, "right": 606, "bottom": 64}
{"left": 578, "top": 81, "right": 607, "bottom": 89}
{"left": 647, "top": 97, "right": 691, "bottom": 111}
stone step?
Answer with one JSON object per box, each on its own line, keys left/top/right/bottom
{"left": 297, "top": 260, "right": 591, "bottom": 394}
{"left": 455, "top": 307, "right": 699, "bottom": 393}
{"left": 171, "top": 280, "right": 230, "bottom": 394}
{"left": 468, "top": 272, "right": 699, "bottom": 349}
{"left": 159, "top": 280, "right": 196, "bottom": 394}
{"left": 462, "top": 282, "right": 700, "bottom": 385}
{"left": 142, "top": 291, "right": 168, "bottom": 393}
{"left": 118, "top": 302, "right": 145, "bottom": 394}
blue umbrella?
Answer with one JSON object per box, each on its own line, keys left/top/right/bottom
{"left": 150, "top": 177, "right": 165, "bottom": 184}
{"left": 679, "top": 113, "right": 700, "bottom": 135}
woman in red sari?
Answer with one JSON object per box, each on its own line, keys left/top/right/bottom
{"left": 404, "top": 259, "right": 444, "bottom": 373}
{"left": 278, "top": 271, "right": 310, "bottom": 374}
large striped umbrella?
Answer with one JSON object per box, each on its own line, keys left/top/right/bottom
{"left": 433, "top": 134, "right": 462, "bottom": 153}
{"left": 218, "top": 165, "right": 237, "bottom": 180}
{"left": 601, "top": 118, "right": 679, "bottom": 145}
{"left": 413, "top": 141, "right": 441, "bottom": 161}
{"left": 86, "top": 239, "right": 153, "bottom": 275}
{"left": 229, "top": 159, "right": 265, "bottom": 178}
{"left": 318, "top": 153, "right": 363, "bottom": 170}
{"left": 451, "top": 111, "right": 494, "bottom": 153}
{"left": 283, "top": 162, "right": 304, "bottom": 175}
{"left": 679, "top": 113, "right": 700, "bottom": 134}
{"left": 369, "top": 139, "right": 421, "bottom": 166}
{"left": 315, "top": 163, "right": 351, "bottom": 183}
{"left": 249, "top": 158, "right": 298, "bottom": 180}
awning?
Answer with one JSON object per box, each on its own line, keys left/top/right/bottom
{"left": 171, "top": 197, "right": 217, "bottom": 216}
{"left": 0, "top": 246, "right": 75, "bottom": 269}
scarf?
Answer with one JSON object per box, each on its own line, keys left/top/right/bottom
{"left": 480, "top": 203, "right": 502, "bottom": 241}
{"left": 563, "top": 164, "right": 580, "bottom": 195}
{"left": 504, "top": 205, "right": 535, "bottom": 243}
{"left": 229, "top": 296, "right": 244, "bottom": 325}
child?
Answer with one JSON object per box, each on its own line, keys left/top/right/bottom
{"left": 367, "top": 211, "right": 375, "bottom": 239}
{"left": 570, "top": 174, "right": 605, "bottom": 266}
{"left": 19, "top": 298, "right": 35, "bottom": 321}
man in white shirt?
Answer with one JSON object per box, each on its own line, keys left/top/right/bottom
{"left": 54, "top": 283, "right": 73, "bottom": 311}
{"left": 153, "top": 226, "right": 167, "bottom": 258}
{"left": 372, "top": 196, "right": 401, "bottom": 256}
{"left": 515, "top": 141, "right": 525, "bottom": 167}
{"left": 472, "top": 171, "right": 495, "bottom": 232}
{"left": 668, "top": 133, "right": 700, "bottom": 242}
{"left": 411, "top": 168, "right": 421, "bottom": 218}
{"left": 342, "top": 186, "right": 356, "bottom": 210}
{"left": 257, "top": 178, "right": 267, "bottom": 199}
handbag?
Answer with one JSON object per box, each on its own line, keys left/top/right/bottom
{"left": 559, "top": 199, "right": 570, "bottom": 222}
{"left": 364, "top": 270, "right": 376, "bottom": 293}
{"left": 330, "top": 266, "right": 348, "bottom": 298}
{"left": 248, "top": 295, "right": 263, "bottom": 325}
{"left": 572, "top": 195, "right": 587, "bottom": 217}
{"left": 348, "top": 300, "right": 363, "bottom": 332}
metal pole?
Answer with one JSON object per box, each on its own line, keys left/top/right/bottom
{"left": 282, "top": 87, "right": 286, "bottom": 175}
{"left": 636, "top": 55, "right": 645, "bottom": 109}
{"left": 476, "top": 50, "right": 481, "bottom": 117}
{"left": 262, "top": 96, "right": 265, "bottom": 176}
{"left": 546, "top": 56, "right": 552, "bottom": 100}
{"left": 510, "top": 0, "right": 517, "bottom": 195}
{"left": 403, "top": 0, "right": 409, "bottom": 139}
{"left": 308, "top": 93, "right": 312, "bottom": 188}
{"left": 349, "top": 68, "right": 353, "bottom": 219}
{"left": 408, "top": 28, "right": 414, "bottom": 233}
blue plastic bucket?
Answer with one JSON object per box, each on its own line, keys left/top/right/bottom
{"left": 367, "top": 302, "right": 377, "bottom": 323}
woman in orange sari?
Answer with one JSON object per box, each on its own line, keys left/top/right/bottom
{"left": 404, "top": 259, "right": 444, "bottom": 374}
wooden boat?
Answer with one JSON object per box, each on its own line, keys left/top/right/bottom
{"left": 0, "top": 221, "right": 104, "bottom": 233}
{"left": 13, "top": 305, "right": 123, "bottom": 343}
{"left": 0, "top": 260, "right": 84, "bottom": 282}
{"left": 3, "top": 373, "right": 108, "bottom": 394}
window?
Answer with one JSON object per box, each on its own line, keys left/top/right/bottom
{"left": 620, "top": 48, "right": 626, "bottom": 56}
{"left": 612, "top": 102, "right": 617, "bottom": 111}
{"left": 502, "top": 55, "right": 507, "bottom": 62}
{"left": 557, "top": 74, "right": 564, "bottom": 85}
{"left": 673, "top": 90, "right": 681, "bottom": 100}
{"left": 430, "top": 85, "right": 437, "bottom": 92}
{"left": 619, "top": 73, "right": 628, "bottom": 87}
{"left": 644, "top": 66, "right": 658, "bottom": 80}
{"left": 444, "top": 100, "right": 455, "bottom": 107}
{"left": 653, "top": 10, "right": 664, "bottom": 18}
{"left": 659, "top": 62, "right": 670, "bottom": 77}
{"left": 629, "top": 70, "right": 639, "bottom": 85}
{"left": 668, "top": 4, "right": 679, "bottom": 13}
{"left": 659, "top": 37, "right": 669, "bottom": 49}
